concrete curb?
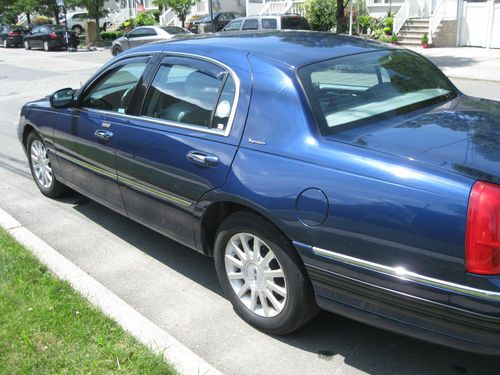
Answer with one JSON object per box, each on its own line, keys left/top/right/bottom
{"left": 0, "top": 207, "right": 223, "bottom": 375}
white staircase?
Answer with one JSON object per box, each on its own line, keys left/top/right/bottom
{"left": 397, "top": 18, "right": 430, "bottom": 45}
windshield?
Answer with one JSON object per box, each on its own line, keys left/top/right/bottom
{"left": 298, "top": 50, "right": 457, "bottom": 132}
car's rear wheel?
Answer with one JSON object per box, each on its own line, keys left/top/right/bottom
{"left": 24, "top": 40, "right": 30, "bottom": 50}
{"left": 112, "top": 44, "right": 122, "bottom": 56}
{"left": 27, "top": 132, "right": 67, "bottom": 198}
{"left": 43, "top": 41, "right": 50, "bottom": 52}
{"left": 3, "top": 39, "right": 8, "bottom": 48}
{"left": 214, "top": 211, "right": 318, "bottom": 334}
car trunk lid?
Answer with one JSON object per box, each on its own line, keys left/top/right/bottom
{"left": 326, "top": 95, "right": 500, "bottom": 183}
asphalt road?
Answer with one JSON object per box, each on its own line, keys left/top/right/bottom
{"left": 1, "top": 47, "right": 500, "bottom": 375}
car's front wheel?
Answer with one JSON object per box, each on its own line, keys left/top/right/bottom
{"left": 43, "top": 41, "right": 50, "bottom": 52}
{"left": 3, "top": 39, "right": 8, "bottom": 48}
{"left": 27, "top": 132, "right": 67, "bottom": 198}
{"left": 24, "top": 40, "right": 30, "bottom": 50}
{"left": 214, "top": 211, "right": 318, "bottom": 334}
{"left": 111, "top": 44, "right": 122, "bottom": 56}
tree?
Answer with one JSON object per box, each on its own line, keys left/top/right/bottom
{"left": 13, "top": 0, "right": 38, "bottom": 24}
{"left": 336, "top": 0, "right": 349, "bottom": 33}
{"left": 304, "top": 0, "right": 336, "bottom": 31}
{"left": 165, "top": 0, "right": 196, "bottom": 28}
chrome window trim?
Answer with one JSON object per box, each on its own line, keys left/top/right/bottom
{"left": 312, "top": 246, "right": 500, "bottom": 302}
{"left": 78, "top": 51, "right": 240, "bottom": 138}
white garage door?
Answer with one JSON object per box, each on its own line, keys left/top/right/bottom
{"left": 491, "top": 4, "right": 500, "bottom": 48}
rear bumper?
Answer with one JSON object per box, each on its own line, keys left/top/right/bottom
{"left": 295, "top": 242, "right": 500, "bottom": 355}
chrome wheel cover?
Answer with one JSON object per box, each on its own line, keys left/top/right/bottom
{"left": 24, "top": 41, "right": 28, "bottom": 49}
{"left": 225, "top": 233, "right": 287, "bottom": 317}
{"left": 43, "top": 41, "right": 49, "bottom": 51}
{"left": 30, "top": 140, "right": 53, "bottom": 189}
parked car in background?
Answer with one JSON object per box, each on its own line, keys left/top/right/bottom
{"left": 60, "top": 11, "right": 112, "bottom": 34}
{"left": 18, "top": 32, "right": 500, "bottom": 355}
{"left": 111, "top": 26, "right": 192, "bottom": 55}
{"left": 0, "top": 25, "right": 30, "bottom": 47}
{"left": 23, "top": 24, "right": 79, "bottom": 51}
{"left": 188, "top": 12, "right": 243, "bottom": 33}
{"left": 222, "top": 15, "right": 311, "bottom": 32}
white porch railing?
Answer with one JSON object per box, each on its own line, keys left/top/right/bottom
{"left": 259, "top": 0, "right": 305, "bottom": 15}
{"left": 160, "top": 8, "right": 177, "bottom": 26}
{"left": 394, "top": 0, "right": 411, "bottom": 34}
{"left": 428, "top": 0, "right": 445, "bottom": 43}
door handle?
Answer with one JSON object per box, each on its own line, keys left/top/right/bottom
{"left": 186, "top": 151, "right": 219, "bottom": 167}
{"left": 94, "top": 129, "right": 113, "bottom": 142}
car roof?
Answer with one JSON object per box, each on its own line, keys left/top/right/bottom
{"left": 122, "top": 31, "right": 391, "bottom": 69}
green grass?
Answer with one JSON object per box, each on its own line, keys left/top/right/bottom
{"left": 0, "top": 228, "right": 176, "bottom": 374}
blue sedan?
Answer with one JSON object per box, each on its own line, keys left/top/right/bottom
{"left": 18, "top": 32, "right": 500, "bottom": 354}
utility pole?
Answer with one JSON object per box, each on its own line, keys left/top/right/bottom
{"left": 209, "top": 0, "right": 215, "bottom": 32}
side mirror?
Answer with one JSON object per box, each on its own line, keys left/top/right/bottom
{"left": 50, "top": 88, "right": 76, "bottom": 108}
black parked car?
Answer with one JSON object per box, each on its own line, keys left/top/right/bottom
{"left": 0, "top": 25, "right": 29, "bottom": 48}
{"left": 188, "top": 12, "right": 243, "bottom": 33}
{"left": 23, "top": 24, "right": 79, "bottom": 51}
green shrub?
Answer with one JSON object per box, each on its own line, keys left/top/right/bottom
{"left": 383, "top": 26, "right": 392, "bottom": 35}
{"left": 150, "top": 9, "right": 161, "bottom": 23}
{"left": 100, "top": 31, "right": 125, "bottom": 40}
{"left": 421, "top": 32, "right": 428, "bottom": 44}
{"left": 135, "top": 11, "right": 156, "bottom": 26}
{"left": 391, "top": 34, "right": 398, "bottom": 43}
{"left": 304, "top": 0, "right": 337, "bottom": 31}
{"left": 32, "top": 15, "right": 52, "bottom": 25}
{"left": 357, "top": 15, "right": 372, "bottom": 34}
{"left": 119, "top": 18, "right": 135, "bottom": 31}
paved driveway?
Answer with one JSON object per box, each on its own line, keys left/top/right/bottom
{"left": 1, "top": 47, "right": 500, "bottom": 375}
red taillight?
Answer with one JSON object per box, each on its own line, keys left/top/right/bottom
{"left": 8, "top": 31, "right": 20, "bottom": 37}
{"left": 49, "top": 32, "right": 58, "bottom": 39}
{"left": 466, "top": 181, "right": 500, "bottom": 275}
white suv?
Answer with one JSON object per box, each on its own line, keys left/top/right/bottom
{"left": 61, "top": 11, "right": 111, "bottom": 34}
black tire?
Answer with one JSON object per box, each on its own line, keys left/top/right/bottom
{"left": 24, "top": 40, "right": 31, "bottom": 50}
{"left": 111, "top": 44, "right": 122, "bottom": 56}
{"left": 3, "top": 39, "right": 9, "bottom": 48}
{"left": 214, "top": 211, "right": 318, "bottom": 334}
{"left": 43, "top": 41, "right": 50, "bottom": 52}
{"left": 72, "top": 25, "right": 83, "bottom": 34}
{"left": 26, "top": 132, "right": 67, "bottom": 198}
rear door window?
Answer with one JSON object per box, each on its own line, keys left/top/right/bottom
{"left": 262, "top": 18, "right": 278, "bottom": 30}
{"left": 141, "top": 57, "right": 237, "bottom": 131}
{"left": 242, "top": 19, "right": 259, "bottom": 30}
{"left": 281, "top": 16, "right": 311, "bottom": 30}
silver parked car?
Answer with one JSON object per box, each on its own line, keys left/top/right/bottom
{"left": 111, "top": 26, "right": 192, "bottom": 55}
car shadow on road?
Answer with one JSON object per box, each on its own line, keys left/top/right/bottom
{"left": 63, "top": 191, "right": 500, "bottom": 375}
{"left": 425, "top": 55, "right": 478, "bottom": 69}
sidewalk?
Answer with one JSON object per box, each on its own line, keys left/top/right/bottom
{"left": 408, "top": 46, "right": 500, "bottom": 82}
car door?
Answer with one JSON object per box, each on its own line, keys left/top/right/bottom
{"left": 114, "top": 55, "right": 241, "bottom": 247}
{"left": 52, "top": 56, "right": 151, "bottom": 213}
{"left": 126, "top": 28, "right": 149, "bottom": 49}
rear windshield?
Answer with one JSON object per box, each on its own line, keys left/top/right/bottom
{"left": 161, "top": 26, "right": 189, "bottom": 34}
{"left": 281, "top": 16, "right": 310, "bottom": 30}
{"left": 298, "top": 50, "right": 457, "bottom": 133}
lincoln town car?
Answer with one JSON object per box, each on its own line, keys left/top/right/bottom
{"left": 18, "top": 33, "right": 500, "bottom": 354}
